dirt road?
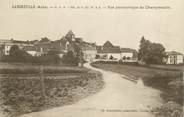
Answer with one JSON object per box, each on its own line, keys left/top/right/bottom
{"left": 20, "top": 63, "right": 163, "bottom": 117}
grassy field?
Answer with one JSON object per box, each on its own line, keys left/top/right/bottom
{"left": 148, "top": 64, "right": 184, "bottom": 71}
{"left": 91, "top": 63, "right": 183, "bottom": 80}
{"left": 0, "top": 63, "right": 104, "bottom": 117}
{"left": 91, "top": 62, "right": 183, "bottom": 117}
{"left": 0, "top": 62, "right": 88, "bottom": 72}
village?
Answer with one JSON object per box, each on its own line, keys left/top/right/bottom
{"left": 0, "top": 31, "right": 183, "bottom": 117}
{"left": 0, "top": 30, "right": 183, "bottom": 65}
{"left": 1, "top": 0, "right": 184, "bottom": 115}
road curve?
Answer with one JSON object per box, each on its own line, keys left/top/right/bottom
{"left": 20, "top": 63, "right": 163, "bottom": 117}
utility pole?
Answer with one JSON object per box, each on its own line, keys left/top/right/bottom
{"left": 78, "top": 50, "right": 84, "bottom": 67}
{"left": 39, "top": 65, "right": 46, "bottom": 99}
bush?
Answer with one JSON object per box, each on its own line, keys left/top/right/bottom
{"left": 92, "top": 60, "right": 138, "bottom": 65}
{"left": 1, "top": 45, "right": 34, "bottom": 63}
{"left": 155, "top": 101, "right": 183, "bottom": 117}
{"left": 95, "top": 55, "right": 100, "bottom": 59}
{"left": 62, "top": 51, "right": 79, "bottom": 66}
{"left": 35, "top": 54, "right": 60, "bottom": 65}
{"left": 143, "top": 72, "right": 183, "bottom": 105}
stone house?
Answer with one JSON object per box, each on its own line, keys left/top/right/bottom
{"left": 96, "top": 41, "right": 121, "bottom": 61}
{"left": 166, "top": 51, "right": 184, "bottom": 64}
{"left": 120, "top": 48, "right": 138, "bottom": 62}
{"left": 81, "top": 42, "right": 97, "bottom": 62}
{"left": 0, "top": 39, "right": 32, "bottom": 56}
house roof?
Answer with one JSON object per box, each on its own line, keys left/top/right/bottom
{"left": 28, "top": 40, "right": 39, "bottom": 44}
{"left": 81, "top": 42, "right": 96, "bottom": 51}
{"left": 67, "top": 30, "right": 74, "bottom": 36}
{"left": 167, "top": 51, "right": 183, "bottom": 55}
{"left": 121, "top": 48, "right": 137, "bottom": 53}
{"left": 65, "top": 30, "right": 75, "bottom": 41}
{"left": 96, "top": 41, "right": 121, "bottom": 53}
{"left": 24, "top": 46, "right": 37, "bottom": 51}
{"left": 12, "top": 40, "right": 28, "bottom": 44}
{"left": 121, "top": 48, "right": 138, "bottom": 58}
{"left": 75, "top": 38, "right": 83, "bottom": 43}
{"left": 0, "top": 39, "right": 31, "bottom": 45}
{"left": 103, "top": 41, "right": 114, "bottom": 47}
{"left": 39, "top": 37, "right": 51, "bottom": 43}
{"left": 0, "top": 39, "right": 12, "bottom": 43}
{"left": 97, "top": 46, "right": 121, "bottom": 53}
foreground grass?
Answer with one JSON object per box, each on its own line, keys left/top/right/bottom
{"left": 0, "top": 65, "right": 104, "bottom": 117}
{"left": 91, "top": 62, "right": 183, "bottom": 117}
{"left": 0, "top": 62, "right": 88, "bottom": 74}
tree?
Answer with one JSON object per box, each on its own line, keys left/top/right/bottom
{"left": 62, "top": 51, "right": 78, "bottom": 66}
{"left": 36, "top": 49, "right": 61, "bottom": 65}
{"left": 127, "top": 57, "right": 131, "bottom": 60}
{"left": 40, "top": 37, "right": 50, "bottom": 43}
{"left": 95, "top": 55, "right": 100, "bottom": 59}
{"left": 47, "top": 49, "right": 60, "bottom": 64}
{"left": 109, "top": 55, "right": 114, "bottom": 60}
{"left": 122, "top": 56, "right": 126, "bottom": 60}
{"left": 63, "top": 30, "right": 84, "bottom": 66}
{"left": 8, "top": 45, "right": 33, "bottom": 62}
{"left": 138, "top": 36, "right": 166, "bottom": 64}
{"left": 138, "top": 36, "right": 151, "bottom": 61}
{"left": 47, "top": 49, "right": 60, "bottom": 55}
{"left": 9, "top": 45, "right": 19, "bottom": 57}
{"left": 65, "top": 30, "right": 75, "bottom": 42}
{"left": 73, "top": 40, "right": 84, "bottom": 65}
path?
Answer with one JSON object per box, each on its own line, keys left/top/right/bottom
{"left": 20, "top": 63, "right": 163, "bottom": 117}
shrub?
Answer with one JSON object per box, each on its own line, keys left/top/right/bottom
{"left": 1, "top": 45, "right": 34, "bottom": 63}
{"left": 155, "top": 101, "right": 183, "bottom": 117}
{"left": 143, "top": 72, "right": 183, "bottom": 105}
{"left": 92, "top": 61, "right": 138, "bottom": 65}
{"left": 36, "top": 54, "right": 60, "bottom": 65}
{"left": 109, "top": 55, "right": 113, "bottom": 60}
{"left": 62, "top": 51, "right": 79, "bottom": 66}
{"left": 95, "top": 55, "right": 100, "bottom": 59}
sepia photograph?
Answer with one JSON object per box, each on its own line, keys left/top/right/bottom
{"left": 0, "top": 0, "right": 183, "bottom": 117}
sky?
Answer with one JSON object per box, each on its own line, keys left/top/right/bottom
{"left": 0, "top": 0, "right": 184, "bottom": 53}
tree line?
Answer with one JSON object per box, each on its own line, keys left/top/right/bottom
{"left": 1, "top": 45, "right": 82, "bottom": 66}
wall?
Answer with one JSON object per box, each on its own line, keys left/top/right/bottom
{"left": 4, "top": 45, "right": 11, "bottom": 55}
{"left": 107, "top": 53, "right": 121, "bottom": 60}
{"left": 177, "top": 55, "right": 183, "bottom": 64}
{"left": 83, "top": 50, "right": 97, "bottom": 61}
{"left": 121, "top": 52, "right": 133, "bottom": 58}
{"left": 167, "top": 55, "right": 184, "bottom": 64}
